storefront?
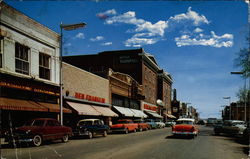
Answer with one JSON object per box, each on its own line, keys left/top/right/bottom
{"left": 142, "top": 101, "right": 163, "bottom": 119}
{"left": 0, "top": 73, "right": 71, "bottom": 128}
{"left": 62, "top": 62, "right": 118, "bottom": 126}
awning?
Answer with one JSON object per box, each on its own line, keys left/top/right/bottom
{"left": 113, "top": 106, "right": 135, "bottom": 117}
{"left": 0, "top": 97, "right": 71, "bottom": 113}
{"left": 164, "top": 114, "right": 176, "bottom": 119}
{"left": 130, "top": 109, "right": 148, "bottom": 118}
{"left": 144, "top": 110, "right": 163, "bottom": 118}
{"left": 92, "top": 105, "right": 118, "bottom": 117}
{"left": 67, "top": 101, "right": 101, "bottom": 116}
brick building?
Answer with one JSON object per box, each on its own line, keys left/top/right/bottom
{"left": 63, "top": 48, "right": 173, "bottom": 120}
{"left": 62, "top": 62, "right": 118, "bottom": 126}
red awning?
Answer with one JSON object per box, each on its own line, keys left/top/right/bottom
{"left": 0, "top": 97, "right": 71, "bottom": 113}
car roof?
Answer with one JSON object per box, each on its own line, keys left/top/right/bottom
{"left": 177, "top": 118, "right": 195, "bottom": 122}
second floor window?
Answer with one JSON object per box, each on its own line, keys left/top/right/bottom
{"left": 15, "top": 43, "right": 29, "bottom": 75}
{"left": 39, "top": 53, "right": 50, "bottom": 80}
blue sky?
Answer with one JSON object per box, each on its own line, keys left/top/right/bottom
{"left": 6, "top": 0, "right": 249, "bottom": 118}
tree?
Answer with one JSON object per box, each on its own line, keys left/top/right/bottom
{"left": 234, "top": 36, "right": 250, "bottom": 103}
{"left": 234, "top": 37, "right": 250, "bottom": 78}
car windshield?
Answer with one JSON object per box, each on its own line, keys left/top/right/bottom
{"left": 24, "top": 120, "right": 44, "bottom": 126}
{"left": 78, "top": 121, "right": 93, "bottom": 126}
{"left": 176, "top": 120, "right": 193, "bottom": 125}
{"left": 117, "top": 120, "right": 131, "bottom": 124}
{"left": 134, "top": 120, "right": 142, "bottom": 123}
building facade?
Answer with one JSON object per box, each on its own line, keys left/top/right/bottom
{"left": 62, "top": 62, "right": 118, "bottom": 126}
{"left": 0, "top": 2, "right": 63, "bottom": 128}
{"left": 63, "top": 48, "right": 173, "bottom": 120}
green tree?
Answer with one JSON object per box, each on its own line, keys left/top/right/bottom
{"left": 234, "top": 37, "right": 250, "bottom": 77}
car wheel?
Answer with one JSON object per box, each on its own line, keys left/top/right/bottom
{"left": 134, "top": 128, "right": 137, "bottom": 133}
{"left": 139, "top": 128, "right": 143, "bottom": 132}
{"left": 62, "top": 134, "right": 69, "bottom": 143}
{"left": 32, "top": 135, "right": 42, "bottom": 147}
{"left": 88, "top": 132, "right": 93, "bottom": 139}
{"left": 103, "top": 131, "right": 107, "bottom": 137}
{"left": 124, "top": 128, "right": 129, "bottom": 134}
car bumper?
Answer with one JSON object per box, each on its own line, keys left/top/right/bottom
{"left": 172, "top": 131, "right": 197, "bottom": 135}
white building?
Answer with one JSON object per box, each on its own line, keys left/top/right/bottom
{"left": 0, "top": 1, "right": 66, "bottom": 127}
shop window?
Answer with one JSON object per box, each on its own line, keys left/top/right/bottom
{"left": 39, "top": 52, "right": 51, "bottom": 80}
{"left": 15, "top": 42, "right": 30, "bottom": 75}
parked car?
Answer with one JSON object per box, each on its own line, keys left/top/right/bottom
{"left": 4, "top": 118, "right": 72, "bottom": 147}
{"left": 155, "top": 119, "right": 165, "bottom": 128}
{"left": 165, "top": 121, "right": 176, "bottom": 127}
{"left": 110, "top": 119, "right": 138, "bottom": 134}
{"left": 214, "top": 120, "right": 246, "bottom": 136}
{"left": 134, "top": 119, "right": 150, "bottom": 131}
{"left": 145, "top": 119, "right": 158, "bottom": 129}
{"left": 73, "top": 119, "right": 109, "bottom": 139}
{"left": 172, "top": 118, "right": 198, "bottom": 138}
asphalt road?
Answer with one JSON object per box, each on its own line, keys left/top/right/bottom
{"left": 0, "top": 126, "right": 249, "bottom": 159}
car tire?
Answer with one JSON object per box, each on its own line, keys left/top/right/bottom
{"left": 134, "top": 128, "right": 137, "bottom": 133}
{"left": 103, "top": 131, "right": 107, "bottom": 137}
{"left": 124, "top": 128, "right": 129, "bottom": 134}
{"left": 62, "top": 134, "right": 69, "bottom": 143}
{"left": 88, "top": 132, "right": 93, "bottom": 139}
{"left": 139, "top": 128, "right": 143, "bottom": 132}
{"left": 32, "top": 135, "right": 42, "bottom": 147}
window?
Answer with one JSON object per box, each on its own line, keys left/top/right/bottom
{"left": 39, "top": 53, "right": 51, "bottom": 80}
{"left": 15, "top": 42, "right": 29, "bottom": 75}
{"left": 0, "top": 37, "right": 3, "bottom": 68}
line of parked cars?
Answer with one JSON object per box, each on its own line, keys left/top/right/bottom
{"left": 3, "top": 118, "right": 167, "bottom": 147}
{"left": 213, "top": 120, "right": 249, "bottom": 139}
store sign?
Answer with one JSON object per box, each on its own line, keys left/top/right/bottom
{"left": 0, "top": 81, "right": 59, "bottom": 95}
{"left": 144, "top": 103, "right": 157, "bottom": 111}
{"left": 75, "top": 92, "right": 105, "bottom": 103}
{"left": 119, "top": 56, "right": 138, "bottom": 64}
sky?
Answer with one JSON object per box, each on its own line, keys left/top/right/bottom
{"left": 5, "top": 0, "right": 249, "bottom": 119}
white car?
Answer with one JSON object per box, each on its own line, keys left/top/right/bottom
{"left": 155, "top": 120, "right": 165, "bottom": 128}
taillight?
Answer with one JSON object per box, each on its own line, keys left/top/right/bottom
{"left": 191, "top": 127, "right": 195, "bottom": 131}
{"left": 172, "top": 126, "right": 175, "bottom": 131}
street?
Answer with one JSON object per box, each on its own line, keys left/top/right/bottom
{"left": 0, "top": 126, "right": 249, "bottom": 159}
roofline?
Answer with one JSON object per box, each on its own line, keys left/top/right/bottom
{"left": 2, "top": 1, "right": 59, "bottom": 37}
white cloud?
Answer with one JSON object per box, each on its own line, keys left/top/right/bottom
{"left": 125, "top": 35, "right": 158, "bottom": 47}
{"left": 100, "top": 9, "right": 117, "bottom": 15}
{"left": 105, "top": 11, "right": 145, "bottom": 25}
{"left": 175, "top": 31, "right": 233, "bottom": 48}
{"left": 101, "top": 7, "right": 233, "bottom": 48}
{"left": 75, "top": 32, "right": 85, "bottom": 39}
{"left": 169, "top": 7, "right": 209, "bottom": 26}
{"left": 90, "top": 36, "right": 104, "bottom": 41}
{"left": 245, "top": 0, "right": 249, "bottom": 4}
{"left": 101, "top": 42, "right": 112, "bottom": 46}
{"left": 194, "top": 27, "right": 203, "bottom": 33}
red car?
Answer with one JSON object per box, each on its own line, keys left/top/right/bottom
{"left": 172, "top": 118, "right": 198, "bottom": 138}
{"left": 5, "top": 118, "right": 72, "bottom": 147}
{"left": 110, "top": 119, "right": 138, "bottom": 134}
{"left": 134, "top": 119, "right": 150, "bottom": 131}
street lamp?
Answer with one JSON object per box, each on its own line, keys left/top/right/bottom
{"left": 223, "top": 97, "right": 231, "bottom": 120}
{"left": 231, "top": 71, "right": 247, "bottom": 122}
{"left": 59, "top": 22, "right": 86, "bottom": 125}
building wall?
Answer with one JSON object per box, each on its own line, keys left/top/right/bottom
{"left": 62, "top": 62, "right": 110, "bottom": 104}
{"left": 0, "top": 2, "right": 60, "bottom": 85}
{"left": 142, "top": 64, "right": 158, "bottom": 105}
